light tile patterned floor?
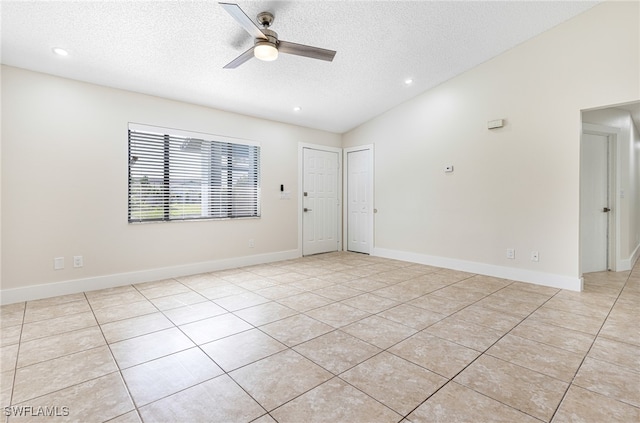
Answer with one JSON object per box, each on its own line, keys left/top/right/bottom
{"left": 1, "top": 252, "right": 639, "bottom": 422}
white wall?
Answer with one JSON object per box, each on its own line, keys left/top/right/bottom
{"left": 1, "top": 66, "right": 340, "bottom": 303}
{"left": 582, "top": 106, "right": 640, "bottom": 267}
{"left": 342, "top": 0, "right": 639, "bottom": 289}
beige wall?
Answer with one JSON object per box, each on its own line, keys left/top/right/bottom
{"left": 1, "top": 66, "right": 340, "bottom": 299}
{"left": 342, "top": 0, "right": 639, "bottom": 287}
{"left": 2, "top": 1, "right": 639, "bottom": 302}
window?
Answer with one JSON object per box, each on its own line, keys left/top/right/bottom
{"left": 128, "top": 124, "right": 260, "bottom": 223}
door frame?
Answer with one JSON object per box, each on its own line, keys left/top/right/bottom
{"left": 298, "top": 143, "right": 343, "bottom": 256}
{"left": 580, "top": 123, "right": 622, "bottom": 274}
{"left": 343, "top": 145, "right": 375, "bottom": 254}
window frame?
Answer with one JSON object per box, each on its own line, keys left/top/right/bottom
{"left": 127, "top": 123, "right": 261, "bottom": 223}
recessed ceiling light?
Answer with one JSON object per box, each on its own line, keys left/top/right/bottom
{"left": 404, "top": 78, "right": 414, "bottom": 85}
{"left": 293, "top": 106, "right": 302, "bottom": 112}
{"left": 52, "top": 47, "right": 69, "bottom": 56}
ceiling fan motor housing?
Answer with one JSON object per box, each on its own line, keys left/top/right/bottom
{"left": 257, "top": 28, "right": 278, "bottom": 46}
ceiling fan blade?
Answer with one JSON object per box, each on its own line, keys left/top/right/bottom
{"left": 220, "top": 2, "right": 267, "bottom": 40}
{"left": 223, "top": 46, "right": 255, "bottom": 69}
{"left": 278, "top": 41, "right": 336, "bottom": 62}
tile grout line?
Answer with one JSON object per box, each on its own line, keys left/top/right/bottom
{"left": 126, "top": 279, "right": 242, "bottom": 421}
{"left": 397, "top": 282, "right": 571, "bottom": 423}
{"left": 7, "top": 290, "right": 147, "bottom": 422}
{"left": 229, "top": 264, "right": 541, "bottom": 421}
{"left": 259, "top": 269, "right": 513, "bottom": 422}
{"left": 547, "top": 270, "right": 635, "bottom": 422}
{"left": 84, "top": 289, "right": 146, "bottom": 423}
{"left": 144, "top": 276, "right": 276, "bottom": 422}
{"left": 1, "top": 260, "right": 487, "bottom": 421}
{"left": 4, "top": 253, "right": 637, "bottom": 422}
{"left": 102, "top": 273, "right": 265, "bottom": 419}
{"left": 4, "top": 302, "right": 27, "bottom": 423}
{"left": 340, "top": 270, "right": 502, "bottom": 421}
{"left": 203, "top": 263, "right": 443, "bottom": 421}
{"left": 89, "top": 280, "right": 238, "bottom": 420}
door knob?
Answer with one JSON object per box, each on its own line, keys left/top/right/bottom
{"left": 304, "top": 208, "right": 312, "bottom": 212}
{"left": 603, "top": 207, "right": 611, "bottom": 212}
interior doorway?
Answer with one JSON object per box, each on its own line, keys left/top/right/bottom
{"left": 580, "top": 123, "right": 618, "bottom": 273}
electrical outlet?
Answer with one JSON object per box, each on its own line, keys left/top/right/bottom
{"left": 73, "top": 256, "right": 84, "bottom": 268}
{"left": 531, "top": 251, "right": 539, "bottom": 262}
{"left": 248, "top": 239, "right": 255, "bottom": 248}
{"left": 506, "top": 248, "right": 515, "bottom": 259}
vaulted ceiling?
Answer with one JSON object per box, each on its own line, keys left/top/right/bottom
{"left": 1, "top": 1, "right": 601, "bottom": 133}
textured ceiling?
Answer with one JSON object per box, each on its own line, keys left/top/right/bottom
{"left": 1, "top": 1, "right": 601, "bottom": 133}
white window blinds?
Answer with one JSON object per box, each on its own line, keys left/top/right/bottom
{"left": 128, "top": 125, "right": 260, "bottom": 222}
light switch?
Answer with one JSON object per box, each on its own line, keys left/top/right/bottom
{"left": 54, "top": 257, "right": 65, "bottom": 270}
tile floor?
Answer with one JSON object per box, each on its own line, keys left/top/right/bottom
{"left": 1, "top": 252, "right": 638, "bottom": 422}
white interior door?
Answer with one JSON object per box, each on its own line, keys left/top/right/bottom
{"left": 303, "top": 148, "right": 339, "bottom": 255}
{"left": 347, "top": 149, "right": 372, "bottom": 254}
{"left": 580, "top": 132, "right": 610, "bottom": 273}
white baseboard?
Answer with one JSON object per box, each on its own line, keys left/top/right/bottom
{"left": 619, "top": 242, "right": 640, "bottom": 271}
{"left": 1, "top": 249, "right": 300, "bottom": 305}
{"left": 373, "top": 248, "right": 583, "bottom": 291}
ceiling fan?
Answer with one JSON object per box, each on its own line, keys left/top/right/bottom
{"left": 220, "top": 2, "right": 337, "bottom": 69}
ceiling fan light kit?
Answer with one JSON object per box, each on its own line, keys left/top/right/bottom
{"left": 253, "top": 28, "right": 278, "bottom": 61}
{"left": 254, "top": 42, "right": 278, "bottom": 61}
{"left": 220, "top": 2, "right": 336, "bottom": 69}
